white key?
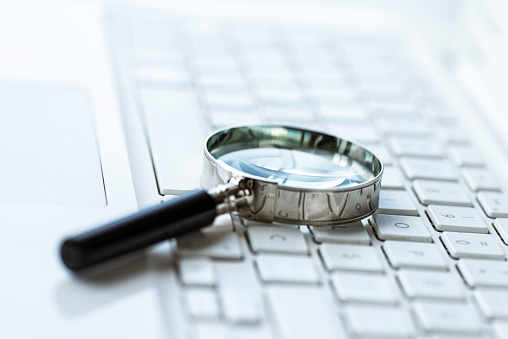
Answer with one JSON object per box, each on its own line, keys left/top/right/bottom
{"left": 202, "top": 214, "right": 235, "bottom": 234}
{"left": 331, "top": 272, "right": 399, "bottom": 304}
{"left": 474, "top": 289, "right": 508, "bottom": 319}
{"left": 327, "top": 123, "right": 379, "bottom": 144}
{"left": 310, "top": 222, "right": 370, "bottom": 245}
{"left": 199, "top": 74, "right": 246, "bottom": 89}
{"left": 427, "top": 205, "right": 488, "bottom": 233}
{"left": 441, "top": 232, "right": 505, "bottom": 260}
{"left": 264, "top": 105, "right": 314, "bottom": 122}
{"left": 413, "top": 301, "right": 482, "bottom": 334}
{"left": 203, "top": 91, "right": 254, "bottom": 110}
{"left": 435, "top": 125, "right": 470, "bottom": 145}
{"left": 377, "top": 190, "right": 419, "bottom": 216}
{"left": 209, "top": 109, "right": 261, "bottom": 128}
{"left": 367, "top": 144, "right": 394, "bottom": 166}
{"left": 495, "top": 323, "right": 508, "bottom": 339}
{"left": 266, "top": 286, "right": 347, "bottom": 339}
{"left": 377, "top": 117, "right": 429, "bottom": 137}
{"left": 185, "top": 289, "right": 220, "bottom": 319}
{"left": 462, "top": 168, "right": 500, "bottom": 191}
{"left": 457, "top": 259, "right": 508, "bottom": 288}
{"left": 136, "top": 67, "right": 191, "bottom": 86}
{"left": 257, "top": 88, "right": 305, "bottom": 106}
{"left": 383, "top": 241, "right": 448, "bottom": 270}
{"left": 256, "top": 254, "right": 320, "bottom": 284}
{"left": 320, "top": 243, "right": 384, "bottom": 272}
{"left": 344, "top": 305, "right": 415, "bottom": 338}
{"left": 413, "top": 180, "right": 472, "bottom": 206}
{"left": 373, "top": 214, "right": 432, "bottom": 242}
{"left": 494, "top": 219, "right": 508, "bottom": 245}
{"left": 319, "top": 105, "right": 369, "bottom": 124}
{"left": 400, "top": 158, "right": 457, "bottom": 181}
{"left": 389, "top": 137, "right": 443, "bottom": 158}
{"left": 247, "top": 226, "right": 308, "bottom": 254}
{"left": 177, "top": 232, "right": 243, "bottom": 259}
{"left": 140, "top": 87, "right": 205, "bottom": 193}
{"left": 179, "top": 258, "right": 217, "bottom": 286}
{"left": 398, "top": 270, "right": 465, "bottom": 300}
{"left": 221, "top": 292, "right": 261, "bottom": 324}
{"left": 381, "top": 166, "right": 405, "bottom": 189}
{"left": 478, "top": 192, "right": 508, "bottom": 218}
{"left": 448, "top": 145, "right": 485, "bottom": 167}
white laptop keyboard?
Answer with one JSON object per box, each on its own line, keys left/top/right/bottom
{"left": 109, "top": 10, "right": 508, "bottom": 339}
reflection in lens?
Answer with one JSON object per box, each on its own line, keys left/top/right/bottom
{"left": 217, "top": 147, "right": 374, "bottom": 189}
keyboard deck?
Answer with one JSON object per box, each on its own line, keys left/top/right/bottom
{"left": 109, "top": 11, "right": 508, "bottom": 339}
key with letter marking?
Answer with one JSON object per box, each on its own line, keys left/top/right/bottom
{"left": 441, "top": 232, "right": 505, "bottom": 260}
{"left": 427, "top": 205, "right": 488, "bottom": 233}
{"left": 372, "top": 214, "right": 432, "bottom": 242}
{"left": 413, "top": 180, "right": 472, "bottom": 206}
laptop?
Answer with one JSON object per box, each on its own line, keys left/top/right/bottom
{"left": 1, "top": 0, "right": 508, "bottom": 338}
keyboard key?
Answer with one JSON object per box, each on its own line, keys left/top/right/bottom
{"left": 203, "top": 91, "right": 254, "bottom": 110}
{"left": 179, "top": 258, "right": 217, "bottom": 286}
{"left": 413, "top": 301, "right": 482, "bottom": 334}
{"left": 310, "top": 222, "right": 370, "bottom": 244}
{"left": 494, "top": 219, "right": 508, "bottom": 245}
{"left": 400, "top": 158, "right": 457, "bottom": 181}
{"left": 383, "top": 241, "right": 448, "bottom": 270}
{"left": 185, "top": 289, "right": 220, "bottom": 319}
{"left": 474, "top": 289, "right": 508, "bottom": 319}
{"left": 494, "top": 322, "right": 508, "bottom": 339}
{"left": 221, "top": 292, "right": 261, "bottom": 324}
{"left": 380, "top": 166, "right": 405, "bottom": 189}
{"left": 330, "top": 272, "right": 399, "bottom": 304}
{"left": 257, "top": 88, "right": 305, "bottom": 106}
{"left": 441, "top": 232, "right": 505, "bottom": 260}
{"left": 264, "top": 105, "right": 314, "bottom": 122}
{"left": 448, "top": 145, "right": 485, "bottom": 168}
{"left": 413, "top": 180, "right": 472, "bottom": 206}
{"left": 389, "top": 137, "right": 443, "bottom": 158}
{"left": 320, "top": 243, "right": 384, "bottom": 272}
{"left": 478, "top": 192, "right": 508, "bottom": 218}
{"left": 256, "top": 254, "right": 320, "bottom": 284}
{"left": 372, "top": 214, "right": 432, "bottom": 242}
{"left": 427, "top": 205, "right": 488, "bottom": 233}
{"left": 266, "top": 286, "right": 347, "bottom": 339}
{"left": 318, "top": 105, "right": 369, "bottom": 123}
{"left": 208, "top": 108, "right": 261, "bottom": 128}
{"left": 397, "top": 270, "right": 465, "bottom": 300}
{"left": 344, "top": 305, "right": 415, "bottom": 338}
{"left": 139, "top": 87, "right": 205, "bottom": 193}
{"left": 177, "top": 232, "right": 243, "bottom": 259}
{"left": 436, "top": 125, "right": 471, "bottom": 145}
{"left": 247, "top": 226, "right": 308, "bottom": 254}
{"left": 327, "top": 123, "right": 380, "bottom": 144}
{"left": 457, "top": 259, "right": 508, "bottom": 288}
{"left": 462, "top": 168, "right": 500, "bottom": 191}
{"left": 377, "top": 117, "right": 429, "bottom": 137}
{"left": 377, "top": 190, "right": 419, "bottom": 216}
{"left": 367, "top": 144, "right": 394, "bottom": 166}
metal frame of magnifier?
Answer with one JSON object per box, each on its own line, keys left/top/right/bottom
{"left": 60, "top": 125, "right": 383, "bottom": 271}
{"left": 203, "top": 125, "right": 383, "bottom": 226}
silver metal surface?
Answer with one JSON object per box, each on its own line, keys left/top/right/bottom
{"left": 201, "top": 125, "right": 383, "bottom": 226}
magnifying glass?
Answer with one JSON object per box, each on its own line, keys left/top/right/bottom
{"left": 61, "top": 125, "right": 383, "bottom": 271}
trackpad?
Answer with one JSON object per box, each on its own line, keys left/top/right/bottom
{"left": 0, "top": 83, "right": 106, "bottom": 207}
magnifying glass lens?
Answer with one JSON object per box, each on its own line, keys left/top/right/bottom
{"left": 218, "top": 148, "right": 374, "bottom": 189}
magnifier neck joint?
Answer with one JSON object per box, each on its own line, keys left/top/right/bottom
{"left": 209, "top": 177, "right": 253, "bottom": 216}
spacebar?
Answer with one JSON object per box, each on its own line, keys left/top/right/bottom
{"left": 266, "top": 286, "right": 346, "bottom": 339}
{"left": 140, "top": 86, "right": 207, "bottom": 194}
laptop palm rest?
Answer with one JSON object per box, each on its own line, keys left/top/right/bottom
{"left": 0, "top": 83, "right": 106, "bottom": 207}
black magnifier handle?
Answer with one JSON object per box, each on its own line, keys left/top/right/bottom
{"left": 60, "top": 190, "right": 218, "bottom": 271}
